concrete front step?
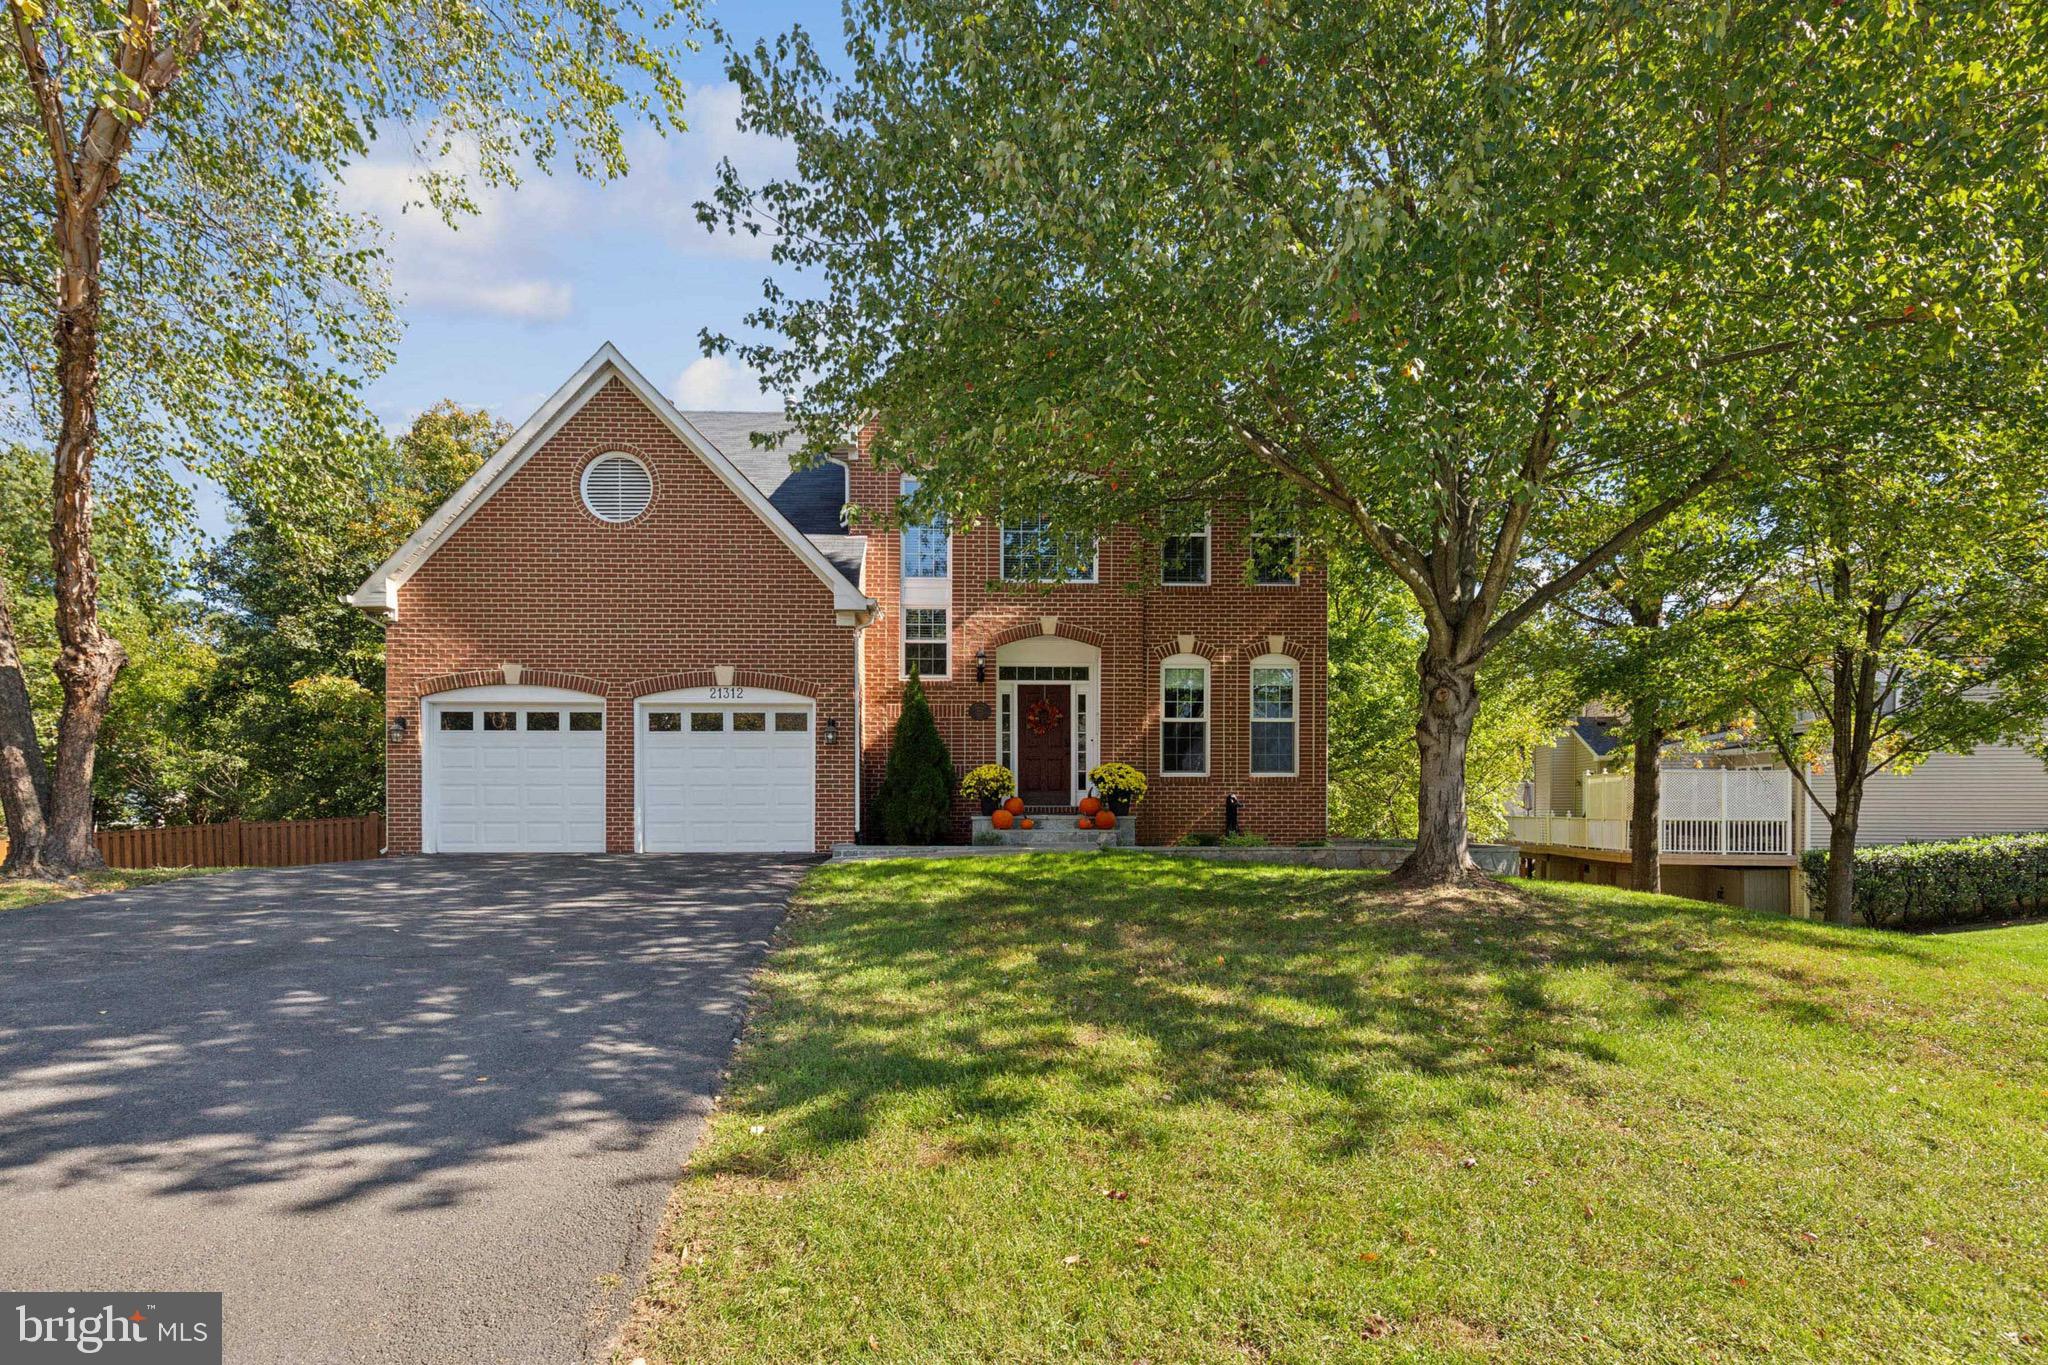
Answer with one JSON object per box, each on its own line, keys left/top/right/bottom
{"left": 971, "top": 815, "right": 1136, "bottom": 848}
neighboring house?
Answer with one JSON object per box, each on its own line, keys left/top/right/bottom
{"left": 350, "top": 344, "right": 1328, "bottom": 855}
{"left": 1512, "top": 709, "right": 2048, "bottom": 915}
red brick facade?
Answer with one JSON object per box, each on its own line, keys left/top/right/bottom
{"left": 373, "top": 358, "right": 1327, "bottom": 853}
{"left": 847, "top": 453, "right": 1329, "bottom": 847}
{"left": 381, "top": 376, "right": 860, "bottom": 853}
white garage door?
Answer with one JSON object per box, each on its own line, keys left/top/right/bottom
{"left": 639, "top": 699, "right": 815, "bottom": 853}
{"left": 426, "top": 700, "right": 605, "bottom": 852}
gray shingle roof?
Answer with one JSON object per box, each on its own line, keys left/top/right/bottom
{"left": 683, "top": 410, "right": 850, "bottom": 537}
{"left": 1572, "top": 716, "right": 1623, "bottom": 758}
{"left": 805, "top": 534, "right": 867, "bottom": 587}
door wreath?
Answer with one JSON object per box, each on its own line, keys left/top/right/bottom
{"left": 1024, "top": 696, "right": 1066, "bottom": 736}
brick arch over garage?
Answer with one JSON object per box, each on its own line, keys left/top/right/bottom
{"left": 410, "top": 666, "right": 609, "bottom": 700}
{"left": 623, "top": 669, "right": 825, "bottom": 699}
{"left": 985, "top": 619, "right": 1108, "bottom": 651}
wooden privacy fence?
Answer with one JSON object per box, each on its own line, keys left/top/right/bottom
{"left": 0, "top": 815, "right": 384, "bottom": 871}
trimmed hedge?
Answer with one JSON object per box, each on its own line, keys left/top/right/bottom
{"left": 1802, "top": 834, "right": 2048, "bottom": 929}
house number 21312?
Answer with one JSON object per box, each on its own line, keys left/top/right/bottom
{"left": 708, "top": 687, "right": 745, "bottom": 700}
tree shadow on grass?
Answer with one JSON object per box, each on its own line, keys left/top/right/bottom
{"left": 691, "top": 855, "right": 1889, "bottom": 1177}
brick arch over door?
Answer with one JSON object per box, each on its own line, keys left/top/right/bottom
{"left": 985, "top": 620, "right": 1108, "bottom": 651}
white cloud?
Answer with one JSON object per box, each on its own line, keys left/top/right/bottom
{"left": 611, "top": 83, "right": 800, "bottom": 260}
{"left": 339, "top": 144, "right": 580, "bottom": 322}
{"left": 334, "top": 83, "right": 796, "bottom": 321}
{"left": 673, "top": 354, "right": 776, "bottom": 410}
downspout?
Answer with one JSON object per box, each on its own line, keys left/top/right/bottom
{"left": 345, "top": 592, "right": 395, "bottom": 856}
{"left": 853, "top": 616, "right": 865, "bottom": 843}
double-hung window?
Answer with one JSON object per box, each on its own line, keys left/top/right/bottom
{"left": 1250, "top": 521, "right": 1300, "bottom": 585}
{"left": 1161, "top": 511, "right": 1210, "bottom": 586}
{"left": 903, "top": 607, "right": 949, "bottom": 679}
{"left": 1161, "top": 656, "right": 1209, "bottom": 776}
{"left": 1001, "top": 512, "right": 1097, "bottom": 582}
{"left": 1250, "top": 656, "right": 1298, "bottom": 775}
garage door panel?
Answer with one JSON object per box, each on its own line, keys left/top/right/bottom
{"left": 427, "top": 706, "right": 605, "bottom": 853}
{"left": 640, "top": 707, "right": 814, "bottom": 853}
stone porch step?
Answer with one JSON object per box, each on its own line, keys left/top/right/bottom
{"left": 971, "top": 815, "right": 1136, "bottom": 848}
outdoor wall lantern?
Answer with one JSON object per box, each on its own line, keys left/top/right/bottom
{"left": 823, "top": 718, "right": 840, "bottom": 746}
{"left": 387, "top": 716, "right": 408, "bottom": 743}
{"left": 975, "top": 648, "right": 988, "bottom": 683}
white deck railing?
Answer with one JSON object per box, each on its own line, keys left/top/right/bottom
{"left": 1508, "top": 768, "right": 1792, "bottom": 858}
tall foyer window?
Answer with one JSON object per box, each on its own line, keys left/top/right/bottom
{"left": 899, "top": 476, "right": 949, "bottom": 579}
{"left": 1161, "top": 656, "right": 1209, "bottom": 776}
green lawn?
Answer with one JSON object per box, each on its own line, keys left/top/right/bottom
{"left": 0, "top": 865, "right": 224, "bottom": 911}
{"left": 625, "top": 855, "right": 2048, "bottom": 1364}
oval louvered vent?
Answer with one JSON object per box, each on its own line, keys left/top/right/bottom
{"left": 580, "top": 453, "right": 653, "bottom": 523}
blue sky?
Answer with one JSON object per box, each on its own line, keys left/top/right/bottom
{"left": 198, "top": 0, "right": 843, "bottom": 540}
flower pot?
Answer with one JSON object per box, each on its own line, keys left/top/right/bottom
{"left": 1105, "top": 793, "right": 1134, "bottom": 817}
{"left": 979, "top": 796, "right": 1000, "bottom": 816}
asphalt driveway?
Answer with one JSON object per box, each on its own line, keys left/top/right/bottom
{"left": 0, "top": 855, "right": 806, "bottom": 1364}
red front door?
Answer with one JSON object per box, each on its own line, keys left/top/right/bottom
{"left": 1015, "top": 683, "right": 1072, "bottom": 804}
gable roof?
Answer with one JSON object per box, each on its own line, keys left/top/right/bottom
{"left": 679, "top": 410, "right": 862, "bottom": 586}
{"left": 350, "top": 345, "right": 876, "bottom": 620}
{"left": 1570, "top": 716, "right": 1623, "bottom": 759}
{"left": 682, "top": 411, "right": 848, "bottom": 536}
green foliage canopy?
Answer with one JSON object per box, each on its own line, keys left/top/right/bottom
{"left": 196, "top": 401, "right": 507, "bottom": 820}
{"left": 703, "top": 0, "right": 2048, "bottom": 877}
{"left": 0, "top": 0, "right": 694, "bottom": 514}
{"left": 1734, "top": 421, "right": 2048, "bottom": 821}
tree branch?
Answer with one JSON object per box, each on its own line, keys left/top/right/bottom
{"left": 1481, "top": 453, "right": 1733, "bottom": 653}
{"left": 8, "top": 10, "right": 77, "bottom": 213}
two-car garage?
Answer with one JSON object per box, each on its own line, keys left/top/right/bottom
{"left": 421, "top": 684, "right": 818, "bottom": 854}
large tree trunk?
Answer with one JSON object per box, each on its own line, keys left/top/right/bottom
{"left": 1823, "top": 813, "right": 1860, "bottom": 924}
{"left": 1822, "top": 771, "right": 1864, "bottom": 925}
{"left": 1816, "top": 599, "right": 1883, "bottom": 924}
{"left": 1627, "top": 726, "right": 1665, "bottom": 893}
{"left": 35, "top": 198, "right": 123, "bottom": 874}
{"left": 0, "top": 569, "right": 55, "bottom": 877}
{"left": 1398, "top": 648, "right": 1481, "bottom": 886}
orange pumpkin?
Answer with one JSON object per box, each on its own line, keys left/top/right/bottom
{"left": 1095, "top": 811, "right": 1117, "bottom": 829}
{"left": 1079, "top": 795, "right": 1102, "bottom": 816}
{"left": 1077, "top": 817, "right": 1092, "bottom": 830}
{"left": 1003, "top": 796, "right": 1026, "bottom": 815}
{"left": 992, "top": 808, "right": 1015, "bottom": 829}
{"left": 1021, "top": 817, "right": 1035, "bottom": 829}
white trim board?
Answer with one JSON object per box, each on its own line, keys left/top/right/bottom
{"left": 350, "top": 343, "right": 877, "bottom": 621}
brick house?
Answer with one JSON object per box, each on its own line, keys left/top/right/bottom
{"left": 353, "top": 345, "right": 1327, "bottom": 853}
